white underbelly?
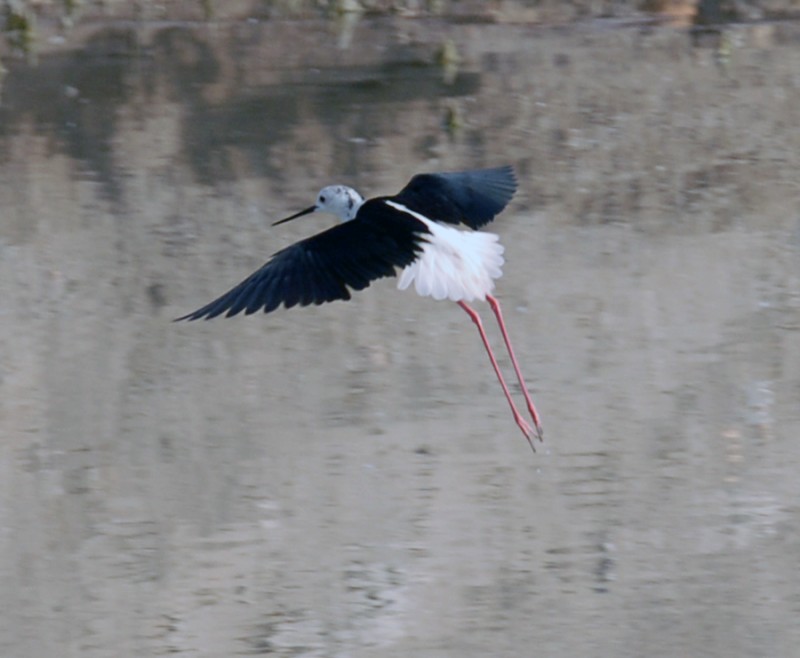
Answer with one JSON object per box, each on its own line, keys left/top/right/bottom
{"left": 396, "top": 218, "right": 505, "bottom": 302}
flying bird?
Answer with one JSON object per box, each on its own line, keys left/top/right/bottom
{"left": 177, "top": 166, "right": 544, "bottom": 449}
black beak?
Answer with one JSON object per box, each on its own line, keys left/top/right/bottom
{"left": 272, "top": 205, "right": 316, "bottom": 226}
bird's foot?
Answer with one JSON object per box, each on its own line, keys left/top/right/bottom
{"left": 513, "top": 412, "right": 537, "bottom": 453}
{"left": 526, "top": 403, "right": 544, "bottom": 443}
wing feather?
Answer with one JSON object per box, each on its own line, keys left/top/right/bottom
{"left": 391, "top": 165, "right": 517, "bottom": 229}
{"left": 176, "top": 200, "right": 428, "bottom": 321}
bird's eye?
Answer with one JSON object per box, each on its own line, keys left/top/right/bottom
{"left": 319, "top": 195, "right": 326, "bottom": 204}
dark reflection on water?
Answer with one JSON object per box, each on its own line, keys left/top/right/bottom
{"left": 1, "top": 20, "right": 482, "bottom": 197}
{"left": 181, "top": 63, "right": 481, "bottom": 187}
{"left": 1, "top": 14, "right": 800, "bottom": 658}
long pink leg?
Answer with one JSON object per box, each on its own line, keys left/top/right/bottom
{"left": 486, "top": 294, "right": 544, "bottom": 441}
{"left": 458, "top": 301, "right": 536, "bottom": 452}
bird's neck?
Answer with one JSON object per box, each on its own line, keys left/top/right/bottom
{"left": 339, "top": 194, "right": 365, "bottom": 222}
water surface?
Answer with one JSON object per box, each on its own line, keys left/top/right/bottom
{"left": 1, "top": 16, "right": 799, "bottom": 657}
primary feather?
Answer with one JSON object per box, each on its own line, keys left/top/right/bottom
{"left": 176, "top": 201, "right": 428, "bottom": 320}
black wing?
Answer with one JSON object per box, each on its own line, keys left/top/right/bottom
{"left": 391, "top": 165, "right": 517, "bottom": 229}
{"left": 175, "top": 200, "right": 429, "bottom": 320}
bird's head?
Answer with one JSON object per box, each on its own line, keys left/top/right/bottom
{"left": 273, "top": 185, "right": 365, "bottom": 226}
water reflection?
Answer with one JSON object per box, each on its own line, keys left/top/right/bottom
{"left": 1, "top": 14, "right": 799, "bottom": 658}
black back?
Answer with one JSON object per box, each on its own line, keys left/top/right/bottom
{"left": 391, "top": 165, "right": 517, "bottom": 229}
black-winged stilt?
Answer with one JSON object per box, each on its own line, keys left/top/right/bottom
{"left": 177, "top": 166, "right": 544, "bottom": 449}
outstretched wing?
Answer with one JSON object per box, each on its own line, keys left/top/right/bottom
{"left": 175, "top": 200, "right": 429, "bottom": 320}
{"left": 391, "top": 165, "right": 517, "bottom": 230}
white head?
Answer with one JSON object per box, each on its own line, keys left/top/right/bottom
{"left": 314, "top": 185, "right": 365, "bottom": 222}
{"left": 273, "top": 184, "right": 365, "bottom": 226}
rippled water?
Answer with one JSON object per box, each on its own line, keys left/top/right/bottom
{"left": 1, "top": 15, "right": 799, "bottom": 658}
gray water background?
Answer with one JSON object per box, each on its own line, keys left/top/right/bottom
{"left": 1, "top": 14, "right": 799, "bottom": 658}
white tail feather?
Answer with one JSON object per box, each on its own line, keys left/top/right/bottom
{"left": 397, "top": 219, "right": 505, "bottom": 302}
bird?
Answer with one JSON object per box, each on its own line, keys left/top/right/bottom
{"left": 176, "top": 166, "right": 544, "bottom": 450}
